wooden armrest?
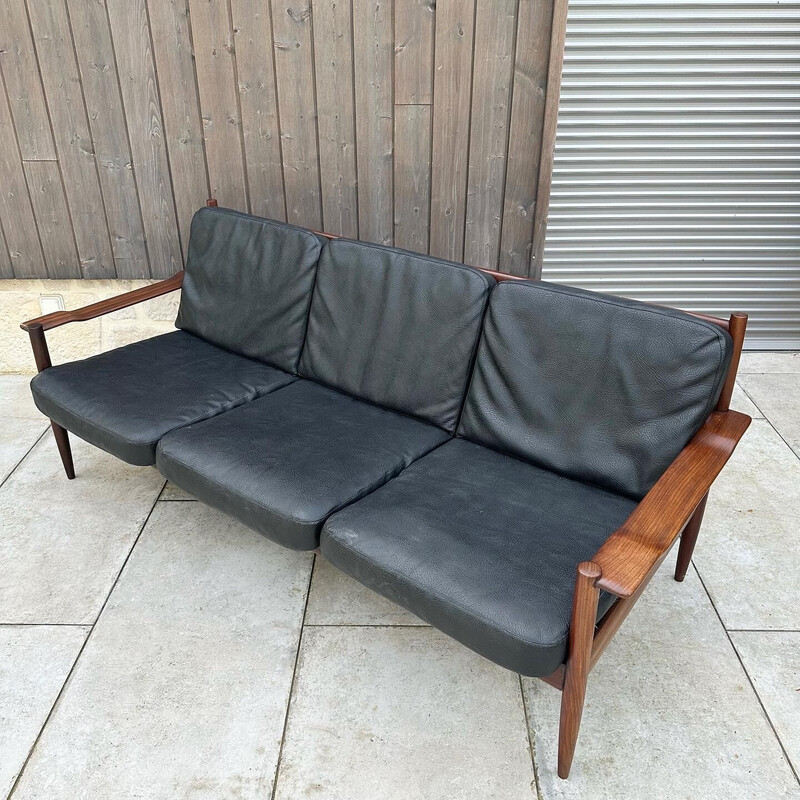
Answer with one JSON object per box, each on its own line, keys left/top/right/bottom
{"left": 593, "top": 409, "right": 751, "bottom": 598}
{"left": 20, "top": 271, "right": 184, "bottom": 332}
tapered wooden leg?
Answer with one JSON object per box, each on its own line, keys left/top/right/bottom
{"left": 26, "top": 324, "right": 76, "bottom": 479}
{"left": 558, "top": 561, "right": 601, "bottom": 779}
{"left": 51, "top": 422, "right": 75, "bottom": 480}
{"left": 674, "top": 492, "right": 709, "bottom": 582}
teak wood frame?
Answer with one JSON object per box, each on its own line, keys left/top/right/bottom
{"left": 20, "top": 199, "right": 751, "bottom": 779}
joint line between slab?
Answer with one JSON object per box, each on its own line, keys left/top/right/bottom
{"left": 735, "top": 380, "right": 765, "bottom": 418}
{"left": 157, "top": 498, "right": 197, "bottom": 501}
{"left": 0, "top": 622, "right": 90, "bottom": 628}
{"left": 518, "top": 674, "right": 544, "bottom": 800}
{"left": 269, "top": 553, "right": 316, "bottom": 800}
{"left": 726, "top": 629, "right": 800, "bottom": 634}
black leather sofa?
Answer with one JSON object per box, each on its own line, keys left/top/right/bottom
{"left": 24, "top": 205, "right": 750, "bottom": 778}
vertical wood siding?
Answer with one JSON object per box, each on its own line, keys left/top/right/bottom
{"left": 0, "top": 0, "right": 559, "bottom": 278}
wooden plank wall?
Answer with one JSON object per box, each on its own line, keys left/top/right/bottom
{"left": 0, "top": 0, "right": 562, "bottom": 280}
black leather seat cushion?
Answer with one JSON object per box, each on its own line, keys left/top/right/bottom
{"left": 299, "top": 238, "right": 494, "bottom": 432}
{"left": 156, "top": 380, "right": 450, "bottom": 550}
{"left": 321, "top": 438, "right": 637, "bottom": 676}
{"left": 460, "top": 280, "right": 733, "bottom": 498}
{"left": 30, "top": 331, "right": 295, "bottom": 466}
{"left": 176, "top": 207, "right": 325, "bottom": 372}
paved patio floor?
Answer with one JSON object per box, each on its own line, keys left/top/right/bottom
{"left": 1, "top": 353, "right": 799, "bottom": 799}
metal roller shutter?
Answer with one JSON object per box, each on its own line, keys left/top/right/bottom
{"left": 542, "top": 0, "right": 800, "bottom": 349}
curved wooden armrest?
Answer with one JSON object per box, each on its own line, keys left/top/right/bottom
{"left": 593, "top": 409, "right": 751, "bottom": 598}
{"left": 20, "top": 271, "right": 184, "bottom": 332}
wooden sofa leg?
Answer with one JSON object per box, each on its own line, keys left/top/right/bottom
{"left": 51, "top": 422, "right": 75, "bottom": 480}
{"left": 26, "top": 323, "right": 76, "bottom": 480}
{"left": 674, "top": 492, "right": 709, "bottom": 582}
{"left": 558, "top": 561, "right": 601, "bottom": 779}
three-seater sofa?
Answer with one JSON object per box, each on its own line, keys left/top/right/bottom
{"left": 21, "top": 205, "right": 751, "bottom": 778}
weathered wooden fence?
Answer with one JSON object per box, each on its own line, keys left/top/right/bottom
{"left": 0, "top": 0, "right": 566, "bottom": 280}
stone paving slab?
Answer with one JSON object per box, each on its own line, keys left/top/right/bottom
{"left": 0, "top": 376, "right": 47, "bottom": 485}
{"left": 0, "top": 432, "right": 164, "bottom": 624}
{"left": 695, "top": 419, "right": 800, "bottom": 630}
{"left": 732, "top": 631, "right": 800, "bottom": 776}
{"left": 10, "top": 503, "right": 313, "bottom": 800}
{"left": 0, "top": 375, "right": 39, "bottom": 418}
{"left": 273, "top": 626, "right": 536, "bottom": 800}
{"left": 738, "top": 352, "right": 800, "bottom": 373}
{"left": 0, "top": 417, "right": 46, "bottom": 485}
{"left": 0, "top": 625, "right": 88, "bottom": 800}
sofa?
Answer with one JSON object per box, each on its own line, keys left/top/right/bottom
{"left": 22, "top": 204, "right": 751, "bottom": 778}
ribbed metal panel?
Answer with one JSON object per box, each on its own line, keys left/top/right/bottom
{"left": 543, "top": 0, "right": 800, "bottom": 348}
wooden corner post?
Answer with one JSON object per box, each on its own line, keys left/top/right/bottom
{"left": 715, "top": 312, "right": 748, "bottom": 412}
{"left": 558, "top": 561, "right": 601, "bottom": 778}
{"left": 27, "top": 323, "right": 75, "bottom": 480}
{"left": 675, "top": 311, "right": 747, "bottom": 578}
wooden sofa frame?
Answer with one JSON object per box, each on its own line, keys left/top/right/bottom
{"left": 20, "top": 199, "right": 750, "bottom": 779}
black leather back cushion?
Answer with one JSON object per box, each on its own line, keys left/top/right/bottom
{"left": 176, "top": 207, "right": 324, "bottom": 372}
{"left": 459, "top": 280, "right": 733, "bottom": 498}
{"left": 299, "top": 239, "right": 494, "bottom": 432}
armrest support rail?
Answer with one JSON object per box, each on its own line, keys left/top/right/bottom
{"left": 19, "top": 271, "right": 184, "bottom": 333}
{"left": 593, "top": 409, "right": 751, "bottom": 599}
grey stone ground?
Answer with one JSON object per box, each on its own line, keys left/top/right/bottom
{"left": 1, "top": 355, "right": 798, "bottom": 799}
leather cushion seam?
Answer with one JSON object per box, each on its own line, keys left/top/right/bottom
{"left": 158, "top": 431, "right": 448, "bottom": 529}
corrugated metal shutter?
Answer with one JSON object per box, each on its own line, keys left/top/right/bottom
{"left": 542, "top": 0, "right": 800, "bottom": 349}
